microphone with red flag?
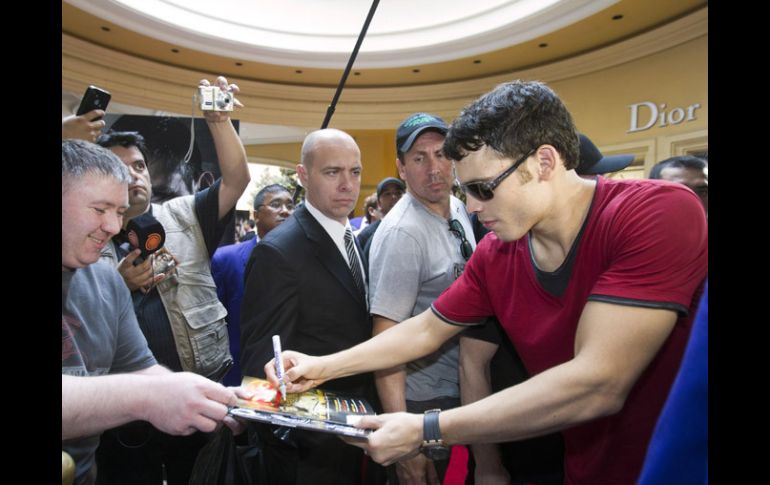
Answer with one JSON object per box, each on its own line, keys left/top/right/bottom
{"left": 121, "top": 213, "right": 178, "bottom": 291}
{"left": 125, "top": 212, "right": 165, "bottom": 261}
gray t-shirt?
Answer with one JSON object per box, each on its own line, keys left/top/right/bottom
{"left": 368, "top": 193, "right": 475, "bottom": 402}
{"left": 62, "top": 262, "right": 157, "bottom": 485}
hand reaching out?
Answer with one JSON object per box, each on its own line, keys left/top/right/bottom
{"left": 141, "top": 372, "right": 238, "bottom": 436}
{"left": 62, "top": 110, "right": 106, "bottom": 142}
{"left": 341, "top": 412, "right": 424, "bottom": 467}
{"left": 220, "top": 386, "right": 255, "bottom": 435}
{"left": 264, "top": 350, "right": 331, "bottom": 394}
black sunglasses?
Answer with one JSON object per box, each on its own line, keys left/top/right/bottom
{"left": 448, "top": 219, "right": 473, "bottom": 261}
{"left": 459, "top": 148, "right": 536, "bottom": 201}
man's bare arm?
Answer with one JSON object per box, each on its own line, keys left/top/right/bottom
{"left": 63, "top": 373, "right": 150, "bottom": 439}
{"left": 373, "top": 316, "right": 408, "bottom": 414}
{"left": 63, "top": 366, "right": 236, "bottom": 440}
{"left": 443, "top": 303, "right": 678, "bottom": 445}
{"left": 459, "top": 336, "right": 509, "bottom": 484}
{"left": 199, "top": 76, "right": 250, "bottom": 220}
{"left": 350, "top": 302, "right": 679, "bottom": 466}
{"left": 374, "top": 316, "right": 438, "bottom": 484}
{"left": 269, "top": 308, "right": 463, "bottom": 392}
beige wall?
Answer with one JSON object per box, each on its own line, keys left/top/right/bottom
{"left": 552, "top": 35, "right": 707, "bottom": 177}
{"left": 557, "top": 36, "right": 707, "bottom": 142}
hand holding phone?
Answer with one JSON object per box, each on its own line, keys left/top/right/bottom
{"left": 76, "top": 85, "right": 111, "bottom": 121}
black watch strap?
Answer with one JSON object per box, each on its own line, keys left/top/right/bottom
{"left": 423, "top": 408, "right": 442, "bottom": 444}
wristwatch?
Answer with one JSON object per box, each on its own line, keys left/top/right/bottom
{"left": 420, "top": 409, "right": 451, "bottom": 460}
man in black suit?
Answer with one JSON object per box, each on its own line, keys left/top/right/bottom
{"left": 240, "top": 128, "right": 378, "bottom": 485}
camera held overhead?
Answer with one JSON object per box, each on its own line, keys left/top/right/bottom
{"left": 198, "top": 85, "right": 235, "bottom": 112}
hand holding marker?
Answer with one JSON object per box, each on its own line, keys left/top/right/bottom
{"left": 272, "top": 335, "right": 287, "bottom": 401}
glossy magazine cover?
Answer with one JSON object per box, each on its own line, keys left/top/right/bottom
{"left": 229, "top": 376, "right": 374, "bottom": 438}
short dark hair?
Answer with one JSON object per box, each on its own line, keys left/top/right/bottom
{"left": 62, "top": 139, "right": 130, "bottom": 191}
{"left": 96, "top": 131, "right": 149, "bottom": 163}
{"left": 363, "top": 192, "right": 378, "bottom": 223}
{"left": 253, "top": 183, "right": 290, "bottom": 210}
{"left": 443, "top": 80, "right": 579, "bottom": 169}
{"left": 649, "top": 156, "right": 707, "bottom": 179}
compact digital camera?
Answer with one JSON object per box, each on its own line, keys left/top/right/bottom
{"left": 140, "top": 247, "right": 179, "bottom": 293}
{"left": 199, "top": 86, "right": 235, "bottom": 112}
{"left": 152, "top": 247, "right": 178, "bottom": 278}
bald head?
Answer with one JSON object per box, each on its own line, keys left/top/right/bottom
{"left": 300, "top": 129, "right": 360, "bottom": 170}
{"left": 297, "top": 129, "right": 362, "bottom": 224}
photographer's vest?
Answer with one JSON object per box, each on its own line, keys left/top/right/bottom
{"left": 101, "top": 196, "right": 232, "bottom": 380}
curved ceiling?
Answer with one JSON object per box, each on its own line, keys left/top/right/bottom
{"left": 65, "top": 0, "right": 616, "bottom": 68}
{"left": 63, "top": 0, "right": 706, "bottom": 88}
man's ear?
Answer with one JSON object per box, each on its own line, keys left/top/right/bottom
{"left": 297, "top": 164, "right": 307, "bottom": 188}
{"left": 534, "top": 145, "right": 559, "bottom": 181}
{"left": 396, "top": 157, "right": 407, "bottom": 180}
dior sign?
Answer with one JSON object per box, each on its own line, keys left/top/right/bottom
{"left": 628, "top": 102, "right": 701, "bottom": 133}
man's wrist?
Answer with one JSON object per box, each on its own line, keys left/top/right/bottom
{"left": 424, "top": 409, "right": 441, "bottom": 443}
{"left": 126, "top": 374, "right": 153, "bottom": 423}
{"left": 324, "top": 350, "right": 352, "bottom": 382}
{"left": 204, "top": 116, "right": 232, "bottom": 127}
{"left": 420, "top": 409, "right": 450, "bottom": 460}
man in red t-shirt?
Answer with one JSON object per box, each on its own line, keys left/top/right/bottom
{"left": 262, "top": 80, "right": 708, "bottom": 484}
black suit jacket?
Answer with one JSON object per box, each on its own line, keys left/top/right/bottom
{"left": 240, "top": 205, "right": 373, "bottom": 396}
{"left": 240, "top": 205, "right": 385, "bottom": 485}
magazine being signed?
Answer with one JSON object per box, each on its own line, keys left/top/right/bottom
{"left": 228, "top": 376, "right": 375, "bottom": 438}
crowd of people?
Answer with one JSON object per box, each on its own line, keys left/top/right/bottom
{"left": 63, "top": 76, "right": 708, "bottom": 485}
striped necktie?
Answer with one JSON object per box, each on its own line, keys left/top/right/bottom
{"left": 344, "top": 228, "right": 366, "bottom": 298}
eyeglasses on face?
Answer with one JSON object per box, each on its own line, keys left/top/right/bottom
{"left": 448, "top": 218, "right": 473, "bottom": 261}
{"left": 257, "top": 200, "right": 295, "bottom": 211}
{"left": 459, "top": 148, "right": 537, "bottom": 201}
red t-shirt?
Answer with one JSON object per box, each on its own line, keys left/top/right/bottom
{"left": 433, "top": 176, "right": 707, "bottom": 484}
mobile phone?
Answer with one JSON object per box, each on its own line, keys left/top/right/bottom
{"left": 76, "top": 85, "right": 111, "bottom": 120}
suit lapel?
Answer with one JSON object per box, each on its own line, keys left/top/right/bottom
{"left": 295, "top": 206, "right": 367, "bottom": 310}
